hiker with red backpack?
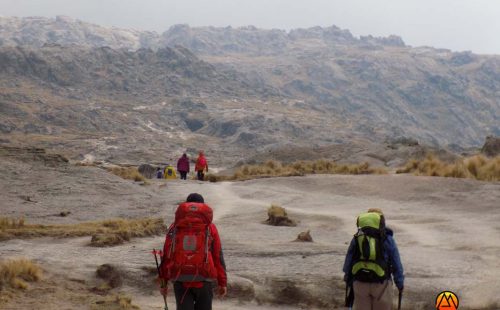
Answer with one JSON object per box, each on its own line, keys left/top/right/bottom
{"left": 158, "top": 193, "right": 227, "bottom": 310}
{"left": 343, "top": 208, "right": 404, "bottom": 310}
{"left": 195, "top": 151, "right": 208, "bottom": 181}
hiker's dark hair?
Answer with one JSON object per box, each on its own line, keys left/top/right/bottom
{"left": 186, "top": 193, "right": 204, "bottom": 203}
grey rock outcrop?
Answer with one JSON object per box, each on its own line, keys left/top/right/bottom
{"left": 481, "top": 136, "right": 500, "bottom": 157}
{"left": 0, "top": 146, "right": 68, "bottom": 166}
{"left": 138, "top": 164, "right": 157, "bottom": 179}
{"left": 0, "top": 16, "right": 159, "bottom": 49}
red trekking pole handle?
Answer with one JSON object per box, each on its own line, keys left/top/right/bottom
{"left": 153, "top": 249, "right": 168, "bottom": 310}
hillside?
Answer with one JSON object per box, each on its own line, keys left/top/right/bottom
{"left": 0, "top": 44, "right": 286, "bottom": 164}
{"left": 0, "top": 16, "right": 499, "bottom": 165}
{"left": 165, "top": 25, "right": 500, "bottom": 148}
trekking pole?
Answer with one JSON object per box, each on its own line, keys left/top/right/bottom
{"left": 153, "top": 249, "right": 169, "bottom": 310}
{"left": 398, "top": 288, "right": 403, "bottom": 310}
{"left": 345, "top": 282, "right": 354, "bottom": 309}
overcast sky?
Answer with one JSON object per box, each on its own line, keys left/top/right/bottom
{"left": 1, "top": 0, "right": 499, "bottom": 54}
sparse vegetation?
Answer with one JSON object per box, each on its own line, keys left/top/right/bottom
{"left": 0, "top": 217, "right": 165, "bottom": 245}
{"left": 108, "top": 167, "right": 145, "bottom": 182}
{"left": 397, "top": 154, "right": 500, "bottom": 181}
{"left": 265, "top": 205, "right": 297, "bottom": 227}
{"left": 0, "top": 258, "right": 42, "bottom": 292}
{"left": 208, "top": 159, "right": 387, "bottom": 182}
{"left": 91, "top": 295, "right": 140, "bottom": 310}
{"left": 295, "top": 230, "right": 313, "bottom": 242}
{"left": 95, "top": 264, "right": 122, "bottom": 290}
{"left": 75, "top": 161, "right": 100, "bottom": 167}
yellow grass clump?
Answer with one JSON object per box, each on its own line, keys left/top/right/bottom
{"left": 108, "top": 167, "right": 145, "bottom": 182}
{"left": 397, "top": 154, "right": 500, "bottom": 181}
{"left": 75, "top": 161, "right": 100, "bottom": 167}
{"left": 208, "top": 159, "right": 387, "bottom": 182}
{"left": 265, "top": 205, "right": 297, "bottom": 227}
{"left": 91, "top": 295, "right": 140, "bottom": 310}
{"left": 0, "top": 259, "right": 42, "bottom": 291}
{"left": 0, "top": 217, "right": 165, "bottom": 246}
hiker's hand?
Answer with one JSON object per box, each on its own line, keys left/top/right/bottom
{"left": 160, "top": 286, "right": 168, "bottom": 296}
{"left": 398, "top": 285, "right": 404, "bottom": 292}
{"left": 343, "top": 273, "right": 352, "bottom": 284}
{"left": 157, "top": 278, "right": 168, "bottom": 296}
{"left": 217, "top": 286, "right": 227, "bottom": 298}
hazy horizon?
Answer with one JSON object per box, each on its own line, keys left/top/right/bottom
{"left": 1, "top": 0, "right": 499, "bottom": 55}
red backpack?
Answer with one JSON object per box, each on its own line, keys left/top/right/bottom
{"left": 164, "top": 202, "right": 217, "bottom": 282}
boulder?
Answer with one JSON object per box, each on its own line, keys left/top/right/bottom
{"left": 481, "top": 136, "right": 500, "bottom": 157}
{"left": 295, "top": 230, "right": 313, "bottom": 242}
{"left": 96, "top": 264, "right": 122, "bottom": 288}
{"left": 227, "top": 275, "right": 255, "bottom": 301}
{"left": 138, "top": 164, "right": 156, "bottom": 179}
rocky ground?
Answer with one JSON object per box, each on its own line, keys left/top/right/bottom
{"left": 1, "top": 148, "right": 499, "bottom": 309}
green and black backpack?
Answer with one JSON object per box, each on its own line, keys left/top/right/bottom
{"left": 351, "top": 212, "right": 388, "bottom": 283}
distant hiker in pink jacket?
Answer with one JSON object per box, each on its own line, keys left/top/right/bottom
{"left": 177, "top": 153, "right": 190, "bottom": 180}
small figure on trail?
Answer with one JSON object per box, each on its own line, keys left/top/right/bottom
{"left": 164, "top": 164, "right": 177, "bottom": 180}
{"left": 177, "top": 153, "right": 190, "bottom": 180}
{"left": 343, "top": 208, "right": 404, "bottom": 310}
{"left": 195, "top": 151, "right": 208, "bottom": 181}
{"left": 156, "top": 167, "right": 163, "bottom": 179}
{"left": 159, "top": 193, "right": 227, "bottom": 310}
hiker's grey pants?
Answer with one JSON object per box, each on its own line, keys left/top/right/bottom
{"left": 353, "top": 279, "right": 393, "bottom": 310}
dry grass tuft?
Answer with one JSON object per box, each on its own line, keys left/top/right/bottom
{"left": 0, "top": 217, "right": 165, "bottom": 246}
{"left": 397, "top": 154, "right": 500, "bottom": 181}
{"left": 265, "top": 205, "right": 297, "bottom": 227}
{"left": 0, "top": 259, "right": 42, "bottom": 292}
{"left": 0, "top": 218, "right": 25, "bottom": 230}
{"left": 75, "top": 161, "right": 99, "bottom": 167}
{"left": 108, "top": 167, "right": 145, "bottom": 182}
{"left": 90, "top": 234, "right": 129, "bottom": 247}
{"left": 208, "top": 159, "right": 387, "bottom": 182}
{"left": 207, "top": 174, "right": 218, "bottom": 182}
{"left": 91, "top": 295, "right": 140, "bottom": 310}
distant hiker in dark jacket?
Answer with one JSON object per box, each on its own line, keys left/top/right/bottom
{"left": 343, "top": 208, "right": 404, "bottom": 310}
{"left": 195, "top": 151, "right": 208, "bottom": 181}
{"left": 177, "top": 153, "right": 190, "bottom": 180}
{"left": 159, "top": 193, "right": 227, "bottom": 310}
{"left": 156, "top": 167, "right": 163, "bottom": 179}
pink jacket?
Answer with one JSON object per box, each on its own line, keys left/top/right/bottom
{"left": 177, "top": 154, "right": 190, "bottom": 172}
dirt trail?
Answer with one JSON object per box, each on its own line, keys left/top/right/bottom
{"left": 1, "top": 173, "right": 500, "bottom": 309}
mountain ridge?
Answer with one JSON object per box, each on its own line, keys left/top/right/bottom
{"left": 0, "top": 16, "right": 499, "bottom": 165}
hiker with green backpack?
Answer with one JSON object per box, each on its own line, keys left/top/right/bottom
{"left": 343, "top": 208, "right": 404, "bottom": 310}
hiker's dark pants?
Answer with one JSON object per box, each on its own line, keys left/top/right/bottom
{"left": 180, "top": 171, "right": 188, "bottom": 180}
{"left": 174, "top": 282, "right": 213, "bottom": 310}
{"left": 197, "top": 170, "right": 205, "bottom": 181}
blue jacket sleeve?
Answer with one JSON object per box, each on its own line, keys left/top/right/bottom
{"left": 386, "top": 235, "right": 404, "bottom": 289}
{"left": 342, "top": 238, "right": 356, "bottom": 282}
